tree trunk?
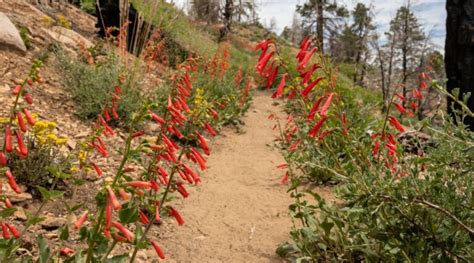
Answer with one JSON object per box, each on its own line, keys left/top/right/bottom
{"left": 316, "top": 0, "right": 324, "bottom": 53}
{"left": 219, "top": 0, "right": 233, "bottom": 41}
{"left": 445, "top": 0, "right": 474, "bottom": 130}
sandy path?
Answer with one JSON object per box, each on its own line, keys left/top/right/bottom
{"left": 156, "top": 91, "right": 292, "bottom": 262}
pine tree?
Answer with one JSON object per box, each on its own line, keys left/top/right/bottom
{"left": 388, "top": 3, "right": 425, "bottom": 107}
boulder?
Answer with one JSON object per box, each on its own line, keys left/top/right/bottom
{"left": 0, "top": 12, "right": 27, "bottom": 53}
{"left": 44, "top": 26, "right": 93, "bottom": 49}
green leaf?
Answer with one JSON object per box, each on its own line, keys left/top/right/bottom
{"left": 26, "top": 211, "right": 45, "bottom": 226}
{"left": 118, "top": 204, "right": 138, "bottom": 224}
{"left": 36, "top": 186, "right": 63, "bottom": 201}
{"left": 59, "top": 225, "right": 69, "bottom": 241}
{"left": 37, "top": 235, "right": 50, "bottom": 263}
{"left": 0, "top": 208, "right": 16, "bottom": 218}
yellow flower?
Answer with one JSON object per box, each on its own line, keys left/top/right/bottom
{"left": 55, "top": 138, "right": 67, "bottom": 145}
{"left": 79, "top": 151, "right": 88, "bottom": 162}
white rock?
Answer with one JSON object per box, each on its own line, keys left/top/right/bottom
{"left": 44, "top": 26, "right": 93, "bottom": 49}
{"left": 0, "top": 12, "right": 26, "bottom": 53}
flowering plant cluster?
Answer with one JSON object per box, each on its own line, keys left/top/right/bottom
{"left": 255, "top": 37, "right": 474, "bottom": 261}
{"left": 0, "top": 38, "right": 252, "bottom": 261}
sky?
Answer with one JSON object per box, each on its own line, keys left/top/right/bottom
{"left": 170, "top": 0, "right": 447, "bottom": 48}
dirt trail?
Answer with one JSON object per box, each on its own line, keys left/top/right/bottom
{"left": 155, "top": 91, "right": 292, "bottom": 262}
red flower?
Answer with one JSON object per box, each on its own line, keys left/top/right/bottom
{"left": 112, "top": 221, "right": 135, "bottom": 242}
{"left": 256, "top": 51, "right": 274, "bottom": 74}
{"left": 12, "top": 85, "right": 21, "bottom": 95}
{"left": 190, "top": 148, "right": 207, "bottom": 171}
{"left": 4, "top": 198, "right": 12, "bottom": 209}
{"left": 138, "top": 210, "right": 150, "bottom": 225}
{"left": 177, "top": 183, "right": 189, "bottom": 198}
{"left": 23, "top": 93, "right": 33, "bottom": 105}
{"left": 74, "top": 211, "right": 88, "bottom": 229}
{"left": 372, "top": 141, "right": 380, "bottom": 156}
{"left": 318, "top": 129, "right": 332, "bottom": 141}
{"left": 0, "top": 153, "right": 6, "bottom": 167}
{"left": 272, "top": 73, "right": 288, "bottom": 98}
{"left": 126, "top": 181, "right": 152, "bottom": 189}
{"left": 91, "top": 163, "right": 103, "bottom": 177}
{"left": 149, "top": 179, "right": 160, "bottom": 191}
{"left": 169, "top": 207, "right": 185, "bottom": 225}
{"left": 298, "top": 47, "right": 317, "bottom": 71}
{"left": 388, "top": 116, "right": 405, "bottom": 133}
{"left": 394, "top": 103, "right": 406, "bottom": 114}
{"left": 204, "top": 122, "right": 217, "bottom": 137}
{"left": 5, "top": 170, "right": 21, "bottom": 193}
{"left": 60, "top": 247, "right": 75, "bottom": 256}
{"left": 1, "top": 223, "right": 10, "bottom": 239}
{"left": 149, "top": 111, "right": 165, "bottom": 124}
{"left": 266, "top": 66, "right": 279, "bottom": 88}
{"left": 308, "top": 116, "right": 328, "bottom": 138}
{"left": 118, "top": 188, "right": 130, "bottom": 200}
{"left": 23, "top": 109, "right": 35, "bottom": 126}
{"left": 131, "top": 130, "right": 145, "bottom": 138}
{"left": 197, "top": 132, "right": 210, "bottom": 155}
{"left": 301, "top": 64, "right": 320, "bottom": 85}
{"left": 15, "top": 131, "right": 28, "bottom": 156}
{"left": 151, "top": 240, "right": 166, "bottom": 259}
{"left": 301, "top": 77, "right": 324, "bottom": 97}
{"left": 16, "top": 112, "right": 27, "bottom": 133}
{"left": 320, "top": 93, "right": 334, "bottom": 117}
{"left": 280, "top": 172, "right": 289, "bottom": 184}
{"left": 4, "top": 127, "right": 12, "bottom": 153}
{"left": 7, "top": 224, "right": 20, "bottom": 238}
{"left": 107, "top": 186, "right": 121, "bottom": 210}
{"left": 307, "top": 97, "right": 323, "bottom": 121}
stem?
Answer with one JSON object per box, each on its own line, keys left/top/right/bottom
{"left": 101, "top": 239, "right": 117, "bottom": 261}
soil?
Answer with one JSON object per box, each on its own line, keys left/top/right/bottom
{"left": 0, "top": 2, "right": 337, "bottom": 261}
{"left": 155, "top": 90, "right": 292, "bottom": 262}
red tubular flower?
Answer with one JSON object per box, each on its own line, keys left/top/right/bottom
{"left": 105, "top": 199, "right": 112, "bottom": 230}
{"left": 60, "top": 247, "right": 75, "bottom": 256}
{"left": 149, "top": 179, "right": 160, "bottom": 191}
{"left": 103, "top": 108, "right": 111, "bottom": 122}
{"left": 149, "top": 111, "right": 165, "bottom": 125}
{"left": 190, "top": 148, "right": 207, "bottom": 171}
{"left": 394, "top": 103, "right": 406, "bottom": 114}
{"left": 15, "top": 131, "right": 27, "bottom": 156}
{"left": 4, "top": 127, "right": 12, "bottom": 153}
{"left": 419, "top": 81, "right": 427, "bottom": 89}
{"left": 131, "top": 130, "right": 145, "bottom": 138}
{"left": 299, "top": 35, "right": 310, "bottom": 49}
{"left": 91, "top": 163, "right": 103, "bottom": 177}
{"left": 12, "top": 85, "right": 21, "bottom": 95}
{"left": 388, "top": 116, "right": 405, "bottom": 133}
{"left": 395, "top": 93, "right": 406, "bottom": 102}
{"left": 308, "top": 116, "right": 328, "bottom": 138}
{"left": 298, "top": 47, "right": 317, "bottom": 71}
{"left": 209, "top": 109, "right": 219, "bottom": 120}
{"left": 204, "top": 122, "right": 217, "bottom": 137}
{"left": 266, "top": 66, "right": 279, "bottom": 88}
{"left": 411, "top": 101, "right": 418, "bottom": 111}
{"left": 289, "top": 140, "right": 302, "bottom": 152}
{"left": 372, "top": 141, "right": 380, "bottom": 157}
{"left": 111, "top": 107, "right": 119, "bottom": 120}
{"left": 0, "top": 153, "right": 6, "bottom": 167}
{"left": 413, "top": 88, "right": 423, "bottom": 100}
{"left": 112, "top": 233, "right": 128, "bottom": 242}
{"left": 151, "top": 240, "right": 166, "bottom": 259}
{"left": 183, "top": 164, "right": 200, "bottom": 184}
{"left": 112, "top": 221, "right": 135, "bottom": 242}
{"left": 5, "top": 170, "right": 21, "bottom": 193}
{"left": 16, "top": 112, "right": 27, "bottom": 133}
{"left": 318, "top": 129, "right": 332, "bottom": 141}
{"left": 118, "top": 188, "right": 130, "bottom": 200}
{"left": 177, "top": 183, "right": 189, "bottom": 198}
{"left": 301, "top": 77, "right": 324, "bottom": 97}
{"left": 320, "top": 93, "right": 334, "bottom": 117}
{"left": 197, "top": 132, "right": 210, "bottom": 155}
{"left": 170, "top": 125, "right": 184, "bottom": 139}
{"left": 255, "top": 39, "right": 272, "bottom": 50}
{"left": 23, "top": 93, "right": 33, "bottom": 105}
{"left": 157, "top": 166, "right": 168, "bottom": 178}
{"left": 107, "top": 186, "right": 121, "bottom": 210}
{"left": 256, "top": 51, "right": 274, "bottom": 74}
{"left": 126, "top": 181, "right": 152, "bottom": 189}
{"left": 23, "top": 109, "right": 35, "bottom": 126}
{"left": 1, "top": 223, "right": 10, "bottom": 239}
{"left": 74, "top": 211, "right": 88, "bottom": 229}
{"left": 138, "top": 210, "right": 150, "bottom": 225}
{"left": 4, "top": 198, "right": 12, "bottom": 208}
{"left": 280, "top": 172, "right": 289, "bottom": 184}
{"left": 272, "top": 73, "right": 287, "bottom": 98}
{"left": 307, "top": 97, "right": 323, "bottom": 121}
{"left": 169, "top": 207, "right": 185, "bottom": 225}
{"left": 7, "top": 224, "right": 20, "bottom": 238}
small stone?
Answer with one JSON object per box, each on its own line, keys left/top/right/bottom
{"left": 13, "top": 208, "right": 27, "bottom": 221}
{"left": 40, "top": 216, "right": 67, "bottom": 230}
{"left": 0, "top": 12, "right": 27, "bottom": 53}
{"left": 6, "top": 192, "right": 33, "bottom": 203}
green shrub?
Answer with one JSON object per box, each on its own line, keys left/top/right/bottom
{"left": 79, "top": 0, "right": 96, "bottom": 15}
{"left": 56, "top": 51, "right": 142, "bottom": 124}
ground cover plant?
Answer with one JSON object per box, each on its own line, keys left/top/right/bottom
{"left": 254, "top": 36, "right": 474, "bottom": 262}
